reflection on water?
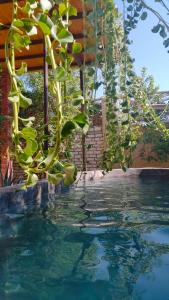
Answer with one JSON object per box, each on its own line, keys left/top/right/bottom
{"left": 0, "top": 177, "right": 169, "bottom": 299}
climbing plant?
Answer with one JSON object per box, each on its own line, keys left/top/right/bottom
{"left": 93, "top": 0, "right": 169, "bottom": 171}
{"left": 3, "top": 0, "right": 89, "bottom": 187}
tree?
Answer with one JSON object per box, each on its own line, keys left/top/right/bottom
{"left": 134, "top": 68, "right": 161, "bottom": 104}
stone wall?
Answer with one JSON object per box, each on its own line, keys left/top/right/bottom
{"left": 0, "top": 180, "right": 71, "bottom": 214}
{"left": 72, "top": 124, "right": 104, "bottom": 171}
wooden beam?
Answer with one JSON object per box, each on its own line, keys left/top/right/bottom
{"left": 0, "top": 33, "right": 85, "bottom": 50}
{"left": 26, "top": 60, "right": 93, "bottom": 71}
{"left": 0, "top": 11, "right": 90, "bottom": 31}
{"left": 0, "top": 49, "right": 88, "bottom": 62}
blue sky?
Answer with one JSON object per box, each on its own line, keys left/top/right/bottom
{"left": 115, "top": 0, "right": 169, "bottom": 91}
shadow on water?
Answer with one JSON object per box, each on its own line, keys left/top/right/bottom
{"left": 0, "top": 177, "right": 169, "bottom": 299}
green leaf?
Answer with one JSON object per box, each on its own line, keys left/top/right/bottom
{"left": 122, "top": 120, "right": 129, "bottom": 125}
{"left": 22, "top": 3, "right": 31, "bottom": 14}
{"left": 151, "top": 24, "right": 160, "bottom": 33}
{"left": 127, "top": 5, "right": 133, "bottom": 12}
{"left": 59, "top": 3, "right": 67, "bottom": 16}
{"left": 20, "top": 116, "right": 35, "bottom": 127}
{"left": 121, "top": 100, "right": 128, "bottom": 107}
{"left": 140, "top": 11, "right": 147, "bottom": 20}
{"left": 24, "top": 139, "right": 38, "bottom": 156}
{"left": 64, "top": 163, "right": 75, "bottom": 174}
{"left": 13, "top": 19, "right": 24, "bottom": 28}
{"left": 73, "top": 112, "right": 89, "bottom": 128}
{"left": 21, "top": 127, "right": 37, "bottom": 140}
{"left": 82, "top": 123, "right": 89, "bottom": 135}
{"left": 64, "top": 163, "right": 76, "bottom": 185}
{"left": 57, "top": 29, "right": 74, "bottom": 43}
{"left": 69, "top": 5, "right": 77, "bottom": 16}
{"left": 61, "top": 121, "right": 76, "bottom": 138}
{"left": 18, "top": 153, "right": 33, "bottom": 165}
{"left": 8, "top": 93, "right": 19, "bottom": 103}
{"left": 51, "top": 25, "right": 58, "bottom": 40}
{"left": 16, "top": 62, "right": 27, "bottom": 76}
{"left": 88, "top": 67, "right": 95, "bottom": 76}
{"left": 54, "top": 66, "right": 66, "bottom": 81}
{"left": 28, "top": 0, "right": 38, "bottom": 9}
{"left": 41, "top": 151, "right": 54, "bottom": 166}
{"left": 48, "top": 173, "right": 63, "bottom": 185}
{"left": 12, "top": 33, "right": 31, "bottom": 49}
{"left": 73, "top": 96, "right": 84, "bottom": 106}
{"left": 37, "top": 14, "right": 53, "bottom": 35}
{"left": 22, "top": 19, "right": 35, "bottom": 33}
{"left": 46, "top": 55, "right": 52, "bottom": 64}
{"left": 72, "top": 42, "right": 82, "bottom": 54}
{"left": 163, "top": 38, "right": 169, "bottom": 48}
{"left": 20, "top": 93, "right": 32, "bottom": 108}
{"left": 160, "top": 25, "right": 167, "bottom": 38}
{"left": 26, "top": 173, "right": 38, "bottom": 187}
{"left": 27, "top": 25, "right": 37, "bottom": 36}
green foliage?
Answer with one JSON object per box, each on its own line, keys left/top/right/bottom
{"left": 98, "top": 1, "right": 169, "bottom": 171}
{"left": 134, "top": 68, "right": 161, "bottom": 104}
{"left": 141, "top": 128, "right": 169, "bottom": 162}
{"left": 4, "top": 0, "right": 88, "bottom": 188}
{"left": 98, "top": 2, "right": 140, "bottom": 171}
{"left": 125, "top": 0, "right": 169, "bottom": 52}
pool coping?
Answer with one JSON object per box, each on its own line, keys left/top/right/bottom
{"left": 0, "top": 168, "right": 169, "bottom": 214}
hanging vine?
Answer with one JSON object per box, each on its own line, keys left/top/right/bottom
{"left": 3, "top": 0, "right": 89, "bottom": 187}
{"left": 99, "top": 0, "right": 169, "bottom": 171}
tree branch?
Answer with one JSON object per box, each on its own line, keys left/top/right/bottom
{"left": 141, "top": 0, "right": 169, "bottom": 32}
{"left": 160, "top": 0, "right": 169, "bottom": 15}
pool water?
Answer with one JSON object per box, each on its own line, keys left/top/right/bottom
{"left": 1, "top": 177, "right": 169, "bottom": 299}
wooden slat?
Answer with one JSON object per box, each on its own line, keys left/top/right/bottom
{"left": 0, "top": 53, "right": 96, "bottom": 70}
{"left": 0, "top": 0, "right": 94, "bottom": 69}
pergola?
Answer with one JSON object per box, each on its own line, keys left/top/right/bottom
{"left": 0, "top": 0, "right": 96, "bottom": 69}
{"left": 0, "top": 0, "right": 97, "bottom": 175}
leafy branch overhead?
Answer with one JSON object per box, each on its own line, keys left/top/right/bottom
{"left": 125, "top": 0, "right": 169, "bottom": 50}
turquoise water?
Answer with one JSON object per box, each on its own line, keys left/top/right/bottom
{"left": 1, "top": 177, "right": 169, "bottom": 299}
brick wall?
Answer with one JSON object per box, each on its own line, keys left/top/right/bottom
{"left": 72, "top": 124, "right": 104, "bottom": 171}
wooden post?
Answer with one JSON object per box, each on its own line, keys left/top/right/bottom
{"left": 0, "top": 69, "right": 11, "bottom": 184}
{"left": 80, "top": 68, "right": 86, "bottom": 172}
{"left": 101, "top": 97, "right": 107, "bottom": 150}
{"left": 43, "top": 39, "right": 49, "bottom": 152}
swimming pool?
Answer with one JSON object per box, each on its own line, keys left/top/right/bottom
{"left": 0, "top": 176, "right": 169, "bottom": 299}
